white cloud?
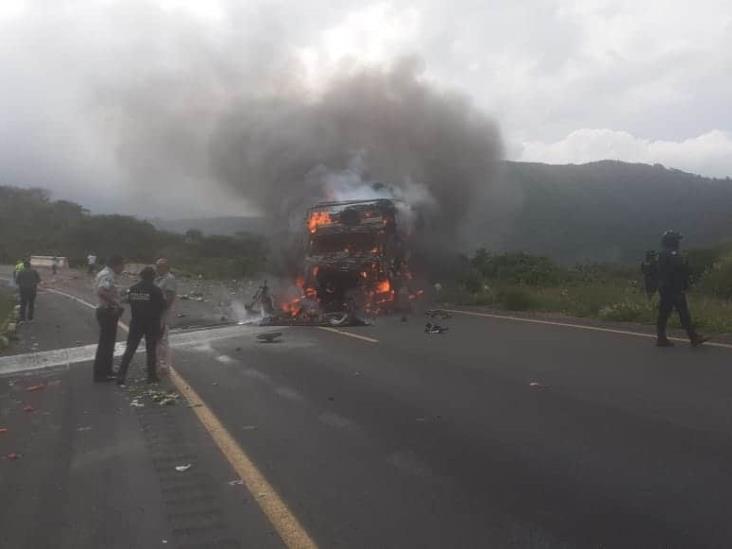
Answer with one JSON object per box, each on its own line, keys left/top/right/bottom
{"left": 520, "top": 129, "right": 732, "bottom": 178}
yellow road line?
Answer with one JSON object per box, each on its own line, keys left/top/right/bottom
{"left": 318, "top": 327, "right": 379, "bottom": 343}
{"left": 169, "top": 368, "right": 318, "bottom": 549}
{"left": 51, "top": 289, "right": 318, "bottom": 548}
{"left": 445, "top": 309, "right": 732, "bottom": 350}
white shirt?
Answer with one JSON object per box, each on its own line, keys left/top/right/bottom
{"left": 155, "top": 272, "right": 177, "bottom": 318}
{"left": 95, "top": 266, "right": 119, "bottom": 307}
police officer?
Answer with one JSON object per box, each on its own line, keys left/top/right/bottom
{"left": 116, "top": 266, "right": 165, "bottom": 386}
{"left": 93, "top": 255, "right": 125, "bottom": 382}
{"left": 656, "top": 230, "right": 707, "bottom": 347}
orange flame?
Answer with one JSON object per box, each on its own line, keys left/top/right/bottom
{"left": 376, "top": 279, "right": 391, "bottom": 293}
{"left": 308, "top": 211, "right": 332, "bottom": 233}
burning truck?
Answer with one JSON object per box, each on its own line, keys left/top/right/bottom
{"left": 258, "top": 198, "right": 419, "bottom": 326}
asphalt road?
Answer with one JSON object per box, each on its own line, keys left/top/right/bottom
{"left": 3, "top": 284, "right": 732, "bottom": 548}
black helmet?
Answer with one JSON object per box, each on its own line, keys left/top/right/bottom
{"left": 661, "top": 230, "right": 683, "bottom": 247}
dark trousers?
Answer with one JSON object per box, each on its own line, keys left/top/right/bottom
{"left": 94, "top": 307, "right": 121, "bottom": 380}
{"left": 657, "top": 291, "right": 695, "bottom": 339}
{"left": 19, "top": 288, "right": 37, "bottom": 321}
{"left": 116, "top": 322, "right": 159, "bottom": 382}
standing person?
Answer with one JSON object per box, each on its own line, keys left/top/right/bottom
{"left": 51, "top": 256, "right": 59, "bottom": 276}
{"left": 16, "top": 260, "right": 41, "bottom": 322}
{"left": 656, "top": 230, "right": 708, "bottom": 347}
{"left": 154, "top": 258, "right": 177, "bottom": 376}
{"left": 93, "top": 255, "right": 124, "bottom": 382}
{"left": 87, "top": 252, "right": 97, "bottom": 275}
{"left": 116, "top": 267, "right": 165, "bottom": 386}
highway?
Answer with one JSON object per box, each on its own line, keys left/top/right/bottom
{"left": 2, "top": 279, "right": 732, "bottom": 548}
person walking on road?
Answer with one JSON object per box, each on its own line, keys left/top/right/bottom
{"left": 155, "top": 258, "right": 177, "bottom": 376}
{"left": 656, "top": 230, "right": 708, "bottom": 347}
{"left": 93, "top": 255, "right": 124, "bottom": 382}
{"left": 16, "top": 260, "right": 40, "bottom": 322}
{"left": 116, "top": 266, "right": 165, "bottom": 386}
{"left": 51, "top": 256, "right": 59, "bottom": 276}
{"left": 87, "top": 252, "right": 97, "bottom": 275}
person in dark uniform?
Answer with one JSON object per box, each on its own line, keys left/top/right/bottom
{"left": 16, "top": 260, "right": 41, "bottom": 322}
{"left": 116, "top": 266, "right": 166, "bottom": 386}
{"left": 93, "top": 254, "right": 125, "bottom": 382}
{"left": 656, "top": 230, "right": 707, "bottom": 347}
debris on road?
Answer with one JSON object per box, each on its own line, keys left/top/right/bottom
{"left": 0, "top": 427, "right": 8, "bottom": 434}
{"left": 6, "top": 452, "right": 20, "bottom": 461}
{"left": 424, "top": 322, "right": 448, "bottom": 334}
{"left": 529, "top": 381, "right": 547, "bottom": 389}
{"left": 76, "top": 426, "right": 93, "bottom": 432}
{"left": 25, "top": 384, "right": 45, "bottom": 392}
{"left": 228, "top": 479, "right": 245, "bottom": 486}
{"left": 174, "top": 464, "right": 192, "bottom": 472}
{"left": 241, "top": 425, "right": 258, "bottom": 431}
{"left": 257, "top": 331, "right": 283, "bottom": 343}
{"left": 129, "top": 399, "right": 144, "bottom": 408}
{"left": 23, "top": 404, "right": 35, "bottom": 412}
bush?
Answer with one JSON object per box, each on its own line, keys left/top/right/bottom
{"left": 497, "top": 288, "right": 536, "bottom": 311}
{"left": 471, "top": 250, "right": 564, "bottom": 286}
{"left": 699, "top": 253, "right": 732, "bottom": 300}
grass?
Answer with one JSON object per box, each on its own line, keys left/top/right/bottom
{"left": 0, "top": 286, "right": 17, "bottom": 351}
{"left": 452, "top": 281, "right": 732, "bottom": 335}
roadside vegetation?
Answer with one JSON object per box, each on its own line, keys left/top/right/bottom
{"left": 0, "top": 286, "right": 17, "bottom": 351}
{"left": 0, "top": 186, "right": 267, "bottom": 279}
{"left": 451, "top": 247, "right": 732, "bottom": 335}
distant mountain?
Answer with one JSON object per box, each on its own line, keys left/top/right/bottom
{"left": 477, "top": 160, "right": 732, "bottom": 264}
{"left": 149, "top": 160, "right": 732, "bottom": 265}
{"left": 150, "top": 216, "right": 266, "bottom": 237}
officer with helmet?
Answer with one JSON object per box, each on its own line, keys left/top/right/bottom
{"left": 656, "top": 230, "right": 707, "bottom": 347}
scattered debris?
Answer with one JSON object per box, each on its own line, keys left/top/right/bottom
{"left": 424, "top": 322, "right": 448, "bottom": 334}
{"left": 25, "top": 384, "right": 45, "bottom": 392}
{"left": 0, "top": 427, "right": 8, "bottom": 434}
{"left": 129, "top": 399, "right": 145, "bottom": 408}
{"left": 176, "top": 313, "right": 187, "bottom": 318}
{"left": 6, "top": 452, "right": 20, "bottom": 461}
{"left": 23, "top": 404, "right": 35, "bottom": 412}
{"left": 257, "top": 332, "right": 283, "bottom": 343}
{"left": 228, "top": 479, "right": 245, "bottom": 486}
{"left": 529, "top": 381, "right": 546, "bottom": 389}
{"left": 175, "top": 464, "right": 192, "bottom": 472}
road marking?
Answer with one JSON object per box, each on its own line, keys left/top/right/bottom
{"left": 318, "top": 327, "right": 379, "bottom": 343}
{"left": 169, "top": 368, "right": 318, "bottom": 549}
{"left": 444, "top": 309, "right": 732, "bottom": 350}
{"left": 25, "top": 288, "right": 318, "bottom": 549}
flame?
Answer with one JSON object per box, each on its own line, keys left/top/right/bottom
{"left": 376, "top": 279, "right": 391, "bottom": 293}
{"left": 308, "top": 211, "right": 332, "bottom": 233}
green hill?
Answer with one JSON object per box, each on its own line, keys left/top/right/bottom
{"left": 483, "top": 160, "right": 732, "bottom": 263}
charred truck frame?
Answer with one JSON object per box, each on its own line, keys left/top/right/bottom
{"left": 300, "top": 199, "right": 411, "bottom": 322}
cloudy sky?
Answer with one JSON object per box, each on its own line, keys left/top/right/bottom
{"left": 1, "top": 0, "right": 731, "bottom": 216}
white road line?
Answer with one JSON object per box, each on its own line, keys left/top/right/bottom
{"left": 444, "top": 308, "right": 732, "bottom": 350}
{"left": 0, "top": 324, "right": 261, "bottom": 376}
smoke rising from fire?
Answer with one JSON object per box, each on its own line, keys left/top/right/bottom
{"left": 210, "top": 58, "right": 503, "bottom": 255}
